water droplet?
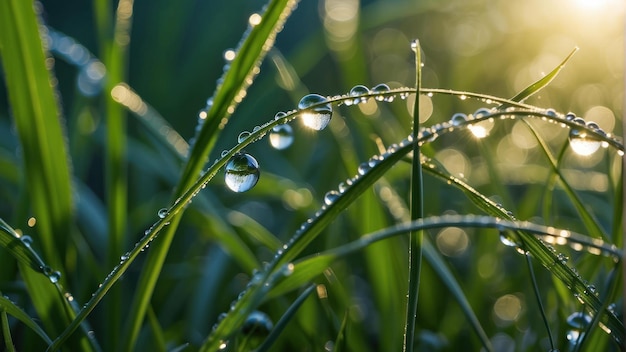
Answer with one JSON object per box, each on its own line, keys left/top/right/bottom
{"left": 242, "top": 311, "right": 273, "bottom": 337}
{"left": 157, "top": 208, "right": 168, "bottom": 219}
{"left": 473, "top": 107, "right": 491, "bottom": 118}
{"left": 298, "top": 94, "right": 333, "bottom": 131}
{"left": 450, "top": 113, "right": 467, "bottom": 126}
{"left": 221, "top": 150, "right": 229, "bottom": 158}
{"left": 324, "top": 190, "right": 340, "bottom": 205}
{"left": 238, "top": 131, "right": 251, "bottom": 143}
{"left": 572, "top": 117, "right": 586, "bottom": 125}
{"left": 338, "top": 182, "right": 348, "bottom": 193}
{"left": 48, "top": 271, "right": 61, "bottom": 284}
{"left": 565, "top": 112, "right": 576, "bottom": 121}
{"left": 371, "top": 83, "right": 390, "bottom": 101}
{"left": 20, "top": 235, "right": 33, "bottom": 247}
{"left": 218, "top": 340, "right": 229, "bottom": 350}
{"left": 357, "top": 162, "right": 370, "bottom": 175}
{"left": 224, "top": 49, "right": 236, "bottom": 62}
{"left": 569, "top": 128, "right": 601, "bottom": 156}
{"left": 225, "top": 153, "right": 260, "bottom": 192}
{"left": 349, "top": 85, "right": 370, "bottom": 105}
{"left": 269, "top": 124, "right": 293, "bottom": 150}
{"left": 566, "top": 312, "right": 592, "bottom": 330}
{"left": 545, "top": 108, "right": 557, "bottom": 117}
{"left": 274, "top": 111, "right": 287, "bottom": 121}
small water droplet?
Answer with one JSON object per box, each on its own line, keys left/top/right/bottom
{"left": 48, "top": 271, "right": 61, "bottom": 284}
{"left": 324, "top": 190, "right": 340, "bottom": 205}
{"left": 298, "top": 94, "right": 333, "bottom": 131}
{"left": 450, "top": 113, "right": 467, "bottom": 126}
{"left": 20, "top": 235, "right": 33, "bottom": 247}
{"left": 225, "top": 153, "right": 260, "bottom": 192}
{"left": 349, "top": 85, "right": 370, "bottom": 105}
{"left": 238, "top": 131, "right": 251, "bottom": 143}
{"left": 357, "top": 162, "right": 370, "bottom": 175}
{"left": 565, "top": 112, "right": 576, "bottom": 121}
{"left": 545, "top": 108, "right": 557, "bottom": 117}
{"left": 242, "top": 311, "right": 273, "bottom": 337}
{"left": 269, "top": 124, "right": 293, "bottom": 150}
{"left": 371, "top": 83, "right": 391, "bottom": 101}
{"left": 567, "top": 312, "right": 592, "bottom": 330}
{"left": 338, "top": 182, "right": 348, "bottom": 193}
{"left": 572, "top": 117, "right": 586, "bottom": 125}
{"left": 569, "top": 129, "right": 601, "bottom": 156}
{"left": 274, "top": 111, "right": 287, "bottom": 121}
{"left": 157, "top": 208, "right": 168, "bottom": 219}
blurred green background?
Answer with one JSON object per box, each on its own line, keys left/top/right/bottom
{"left": 0, "top": 0, "right": 623, "bottom": 350}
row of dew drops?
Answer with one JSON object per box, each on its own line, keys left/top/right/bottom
{"left": 219, "top": 85, "right": 621, "bottom": 194}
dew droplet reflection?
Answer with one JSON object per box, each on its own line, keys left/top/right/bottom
{"left": 225, "top": 153, "right": 260, "bottom": 192}
{"left": 569, "top": 128, "right": 601, "bottom": 156}
{"left": 298, "top": 94, "right": 333, "bottom": 131}
{"left": 269, "top": 124, "right": 293, "bottom": 150}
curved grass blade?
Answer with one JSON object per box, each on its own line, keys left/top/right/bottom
{"left": 522, "top": 121, "right": 607, "bottom": 240}
{"left": 256, "top": 284, "right": 316, "bottom": 352}
{"left": 0, "top": 295, "right": 53, "bottom": 345}
{"left": 509, "top": 47, "right": 578, "bottom": 104}
{"left": 0, "top": 219, "right": 46, "bottom": 272}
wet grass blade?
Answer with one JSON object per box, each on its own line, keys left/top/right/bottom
{"left": 1, "top": 308, "right": 15, "bottom": 352}
{"left": 0, "top": 295, "right": 53, "bottom": 345}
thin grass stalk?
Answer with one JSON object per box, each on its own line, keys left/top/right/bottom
{"left": 524, "top": 254, "right": 556, "bottom": 349}
{"left": 404, "top": 39, "right": 424, "bottom": 352}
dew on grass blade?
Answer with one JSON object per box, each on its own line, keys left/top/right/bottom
{"left": 238, "top": 131, "right": 251, "bottom": 143}
{"left": 274, "top": 111, "right": 287, "bottom": 121}
{"left": 449, "top": 113, "right": 467, "bottom": 126}
{"left": 20, "top": 235, "right": 33, "bottom": 247}
{"left": 157, "top": 208, "right": 168, "bottom": 219}
{"left": 349, "top": 85, "right": 370, "bottom": 105}
{"left": 324, "top": 190, "right": 340, "bottom": 205}
{"left": 242, "top": 311, "right": 273, "bottom": 338}
{"left": 371, "top": 83, "right": 391, "bottom": 101}
{"left": 48, "top": 270, "right": 61, "bottom": 284}
{"left": 298, "top": 94, "right": 333, "bottom": 131}
{"left": 569, "top": 128, "right": 601, "bottom": 156}
{"left": 566, "top": 312, "right": 592, "bottom": 330}
{"left": 269, "top": 124, "right": 293, "bottom": 150}
{"left": 225, "top": 153, "right": 260, "bottom": 192}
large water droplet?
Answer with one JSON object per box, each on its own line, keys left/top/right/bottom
{"left": 298, "top": 94, "right": 332, "bottom": 131}
{"left": 349, "top": 85, "right": 370, "bottom": 105}
{"left": 569, "top": 128, "right": 601, "bottom": 156}
{"left": 238, "top": 131, "right": 251, "bottom": 143}
{"left": 225, "top": 153, "right": 260, "bottom": 192}
{"left": 269, "top": 124, "right": 293, "bottom": 150}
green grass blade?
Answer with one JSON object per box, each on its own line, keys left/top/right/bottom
{"left": 0, "top": 295, "right": 53, "bottom": 345}
{"left": 0, "top": 1, "right": 82, "bottom": 346}
{"left": 0, "top": 219, "right": 46, "bottom": 272}
{"left": 121, "top": 1, "right": 300, "bottom": 350}
{"left": 1, "top": 308, "right": 16, "bottom": 352}
{"left": 103, "top": 1, "right": 135, "bottom": 349}
{"left": 405, "top": 39, "right": 424, "bottom": 352}
{"left": 256, "top": 284, "right": 316, "bottom": 352}
{"left": 509, "top": 47, "right": 578, "bottom": 103}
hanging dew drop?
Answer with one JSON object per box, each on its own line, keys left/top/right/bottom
{"left": 569, "top": 129, "right": 601, "bottom": 156}
{"left": 298, "top": 94, "right": 333, "bottom": 131}
{"left": 269, "top": 124, "right": 294, "bottom": 150}
{"left": 224, "top": 153, "right": 260, "bottom": 192}
{"left": 324, "top": 190, "right": 340, "bottom": 205}
{"left": 349, "top": 85, "right": 370, "bottom": 105}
